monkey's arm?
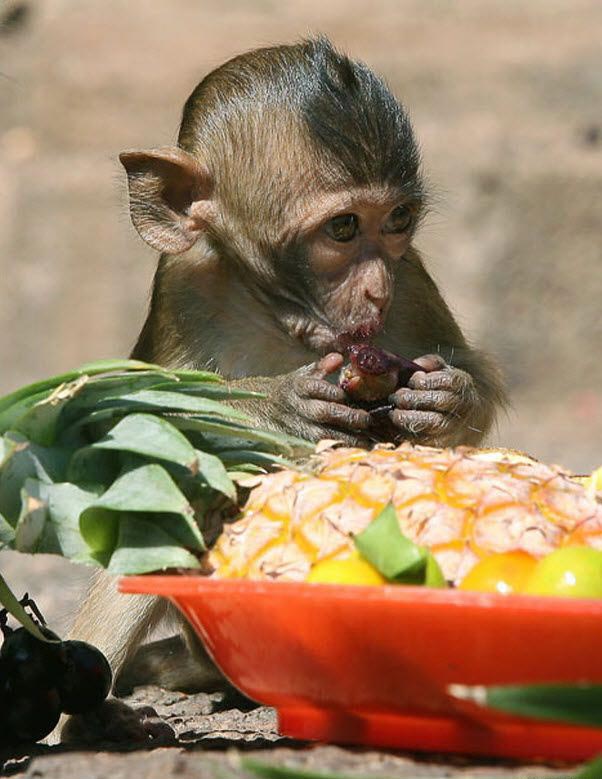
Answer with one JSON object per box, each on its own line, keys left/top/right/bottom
{"left": 382, "top": 252, "right": 507, "bottom": 447}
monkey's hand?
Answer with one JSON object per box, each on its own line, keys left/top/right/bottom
{"left": 388, "top": 354, "right": 486, "bottom": 447}
{"left": 272, "top": 353, "right": 372, "bottom": 446}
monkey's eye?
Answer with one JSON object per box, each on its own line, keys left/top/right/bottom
{"left": 325, "top": 214, "right": 358, "bottom": 242}
{"left": 384, "top": 205, "right": 413, "bottom": 234}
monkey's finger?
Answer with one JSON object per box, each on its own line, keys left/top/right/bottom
{"left": 389, "top": 409, "right": 448, "bottom": 438}
{"left": 305, "top": 400, "right": 372, "bottom": 431}
{"left": 412, "top": 354, "right": 448, "bottom": 372}
{"left": 391, "top": 388, "right": 459, "bottom": 413}
{"left": 314, "top": 352, "right": 345, "bottom": 377}
{"left": 297, "top": 377, "right": 347, "bottom": 403}
{"left": 408, "top": 367, "right": 473, "bottom": 393}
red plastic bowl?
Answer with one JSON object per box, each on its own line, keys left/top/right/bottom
{"left": 119, "top": 576, "right": 602, "bottom": 760}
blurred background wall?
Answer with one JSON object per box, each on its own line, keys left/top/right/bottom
{"left": 0, "top": 0, "right": 600, "bottom": 467}
{"left": 0, "top": 0, "right": 601, "bottom": 628}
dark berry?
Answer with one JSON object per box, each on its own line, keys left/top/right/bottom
{"left": 58, "top": 640, "right": 112, "bottom": 714}
{"left": 3, "top": 683, "right": 62, "bottom": 743}
{"left": 0, "top": 627, "right": 64, "bottom": 689}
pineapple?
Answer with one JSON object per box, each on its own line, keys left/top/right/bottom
{"left": 209, "top": 443, "right": 602, "bottom": 585}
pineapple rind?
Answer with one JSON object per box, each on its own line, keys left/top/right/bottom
{"left": 209, "top": 443, "right": 602, "bottom": 584}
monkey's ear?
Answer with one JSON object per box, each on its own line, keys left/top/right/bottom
{"left": 120, "top": 147, "right": 214, "bottom": 254}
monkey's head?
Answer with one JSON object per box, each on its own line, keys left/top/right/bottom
{"left": 121, "top": 38, "right": 425, "bottom": 357}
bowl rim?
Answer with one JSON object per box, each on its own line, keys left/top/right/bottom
{"left": 119, "top": 574, "right": 602, "bottom": 614}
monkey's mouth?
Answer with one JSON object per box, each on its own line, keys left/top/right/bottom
{"left": 295, "top": 316, "right": 383, "bottom": 356}
{"left": 337, "top": 319, "right": 383, "bottom": 351}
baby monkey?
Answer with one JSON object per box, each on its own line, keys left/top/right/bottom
{"left": 65, "top": 38, "right": 505, "bottom": 741}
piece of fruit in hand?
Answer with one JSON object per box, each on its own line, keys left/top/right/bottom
{"left": 339, "top": 344, "right": 422, "bottom": 403}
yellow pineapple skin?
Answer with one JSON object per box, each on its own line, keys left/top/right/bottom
{"left": 209, "top": 443, "right": 602, "bottom": 585}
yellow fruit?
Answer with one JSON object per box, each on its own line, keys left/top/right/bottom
{"left": 458, "top": 551, "right": 538, "bottom": 594}
{"left": 306, "top": 555, "right": 385, "bottom": 586}
{"left": 209, "top": 443, "right": 602, "bottom": 585}
{"left": 523, "top": 547, "right": 602, "bottom": 598}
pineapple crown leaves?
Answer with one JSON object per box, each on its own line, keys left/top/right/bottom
{"left": 0, "top": 359, "right": 311, "bottom": 575}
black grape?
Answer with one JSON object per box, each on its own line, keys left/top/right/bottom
{"left": 57, "top": 640, "right": 112, "bottom": 714}
{"left": 1, "top": 627, "right": 64, "bottom": 689}
{"left": 2, "top": 682, "right": 62, "bottom": 743}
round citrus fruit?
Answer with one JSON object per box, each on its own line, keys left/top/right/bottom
{"left": 523, "top": 546, "right": 602, "bottom": 598}
{"left": 458, "top": 551, "right": 538, "bottom": 595}
{"left": 306, "top": 556, "right": 386, "bottom": 586}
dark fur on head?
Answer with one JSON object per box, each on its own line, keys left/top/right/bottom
{"left": 300, "top": 39, "right": 422, "bottom": 194}
{"left": 178, "top": 38, "right": 424, "bottom": 235}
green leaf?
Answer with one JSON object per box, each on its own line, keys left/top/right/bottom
{"left": 14, "top": 479, "right": 49, "bottom": 552}
{"left": 354, "top": 503, "right": 447, "bottom": 587}
{"left": 0, "top": 573, "right": 54, "bottom": 641}
{"left": 0, "top": 511, "right": 15, "bottom": 547}
{"left": 74, "top": 358, "right": 172, "bottom": 374}
{"left": 195, "top": 450, "right": 236, "bottom": 501}
{"left": 93, "top": 413, "right": 197, "bottom": 470}
{"left": 79, "top": 464, "right": 205, "bottom": 557}
{"left": 45, "top": 482, "right": 99, "bottom": 558}
{"left": 485, "top": 683, "right": 602, "bottom": 727}
{"left": 150, "top": 381, "right": 264, "bottom": 400}
{"left": 354, "top": 503, "right": 425, "bottom": 580}
{"left": 424, "top": 551, "right": 447, "bottom": 588}
{"left": 106, "top": 514, "right": 203, "bottom": 574}
{"left": 0, "top": 432, "right": 69, "bottom": 523}
{"left": 83, "top": 463, "right": 192, "bottom": 515}
{"left": 0, "top": 360, "right": 163, "bottom": 419}
{"left": 60, "top": 407, "right": 138, "bottom": 445}
{"left": 77, "top": 507, "right": 118, "bottom": 567}
{"left": 94, "top": 390, "right": 250, "bottom": 420}
{"left": 0, "top": 360, "right": 218, "bottom": 433}
{"left": 170, "top": 416, "right": 305, "bottom": 455}
{"left": 0, "top": 388, "right": 64, "bottom": 435}
{"left": 11, "top": 379, "right": 86, "bottom": 445}
{"left": 0, "top": 378, "right": 81, "bottom": 421}
{"left": 158, "top": 368, "right": 222, "bottom": 383}
{"left": 577, "top": 757, "right": 602, "bottom": 779}
{"left": 217, "top": 449, "right": 295, "bottom": 469}
{"left": 12, "top": 479, "right": 98, "bottom": 557}
{"left": 241, "top": 757, "right": 386, "bottom": 779}
{"left": 59, "top": 372, "right": 181, "bottom": 420}
{"left": 66, "top": 446, "right": 121, "bottom": 488}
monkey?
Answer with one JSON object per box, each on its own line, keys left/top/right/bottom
{"left": 62, "top": 38, "right": 505, "bottom": 742}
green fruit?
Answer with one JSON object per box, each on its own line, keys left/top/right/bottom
{"left": 523, "top": 547, "right": 602, "bottom": 598}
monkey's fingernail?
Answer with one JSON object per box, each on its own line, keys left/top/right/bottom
{"left": 319, "top": 353, "right": 345, "bottom": 373}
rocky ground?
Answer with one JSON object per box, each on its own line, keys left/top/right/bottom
{"left": 0, "top": 688, "right": 583, "bottom": 778}
{"left": 1, "top": 0, "right": 601, "bottom": 776}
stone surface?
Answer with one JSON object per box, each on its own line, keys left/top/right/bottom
{"left": 0, "top": 688, "right": 581, "bottom": 778}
